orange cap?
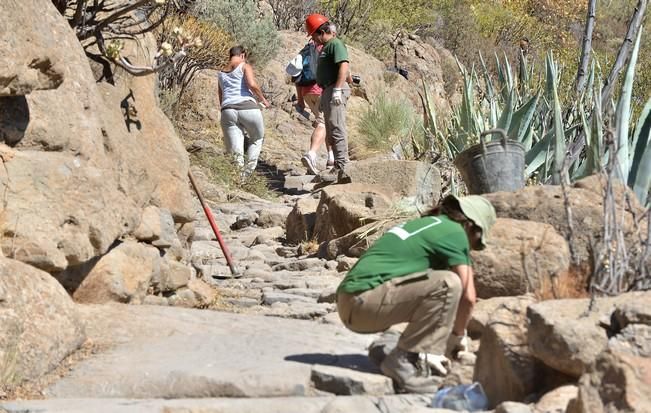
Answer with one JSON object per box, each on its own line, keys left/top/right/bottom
{"left": 305, "top": 14, "right": 328, "bottom": 36}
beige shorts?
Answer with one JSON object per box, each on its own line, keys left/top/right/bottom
{"left": 303, "top": 94, "right": 324, "bottom": 125}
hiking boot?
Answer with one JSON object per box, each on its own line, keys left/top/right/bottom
{"left": 301, "top": 153, "right": 319, "bottom": 175}
{"left": 337, "top": 168, "right": 351, "bottom": 184}
{"left": 316, "top": 167, "right": 339, "bottom": 183}
{"left": 380, "top": 347, "right": 442, "bottom": 394}
{"left": 368, "top": 330, "right": 401, "bottom": 367}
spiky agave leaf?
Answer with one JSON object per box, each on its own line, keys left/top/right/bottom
{"left": 615, "top": 27, "right": 643, "bottom": 183}
{"left": 628, "top": 97, "right": 651, "bottom": 205}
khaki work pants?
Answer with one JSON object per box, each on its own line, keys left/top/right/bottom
{"left": 337, "top": 270, "right": 462, "bottom": 355}
{"left": 320, "top": 85, "right": 350, "bottom": 170}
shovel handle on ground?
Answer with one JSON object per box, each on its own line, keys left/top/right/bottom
{"left": 188, "top": 170, "right": 240, "bottom": 277}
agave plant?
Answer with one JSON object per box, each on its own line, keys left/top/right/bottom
{"left": 421, "top": 34, "right": 651, "bottom": 205}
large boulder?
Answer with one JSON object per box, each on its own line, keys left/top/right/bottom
{"left": 344, "top": 159, "right": 442, "bottom": 212}
{"left": 527, "top": 291, "right": 651, "bottom": 378}
{"left": 285, "top": 197, "right": 320, "bottom": 244}
{"left": 73, "top": 241, "right": 161, "bottom": 304}
{"left": 0, "top": 256, "right": 85, "bottom": 386}
{"left": 473, "top": 295, "right": 568, "bottom": 408}
{"left": 0, "top": 0, "right": 194, "bottom": 274}
{"left": 0, "top": 0, "right": 65, "bottom": 96}
{"left": 320, "top": 218, "right": 405, "bottom": 259}
{"left": 484, "top": 176, "right": 646, "bottom": 264}
{"left": 567, "top": 350, "right": 651, "bottom": 413}
{"left": 472, "top": 218, "right": 570, "bottom": 298}
{"left": 312, "top": 183, "right": 396, "bottom": 243}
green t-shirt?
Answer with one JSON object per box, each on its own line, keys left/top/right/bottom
{"left": 316, "top": 37, "right": 348, "bottom": 88}
{"left": 338, "top": 215, "right": 471, "bottom": 294}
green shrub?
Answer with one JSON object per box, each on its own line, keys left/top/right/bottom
{"left": 193, "top": 0, "right": 278, "bottom": 67}
{"left": 358, "top": 92, "right": 419, "bottom": 153}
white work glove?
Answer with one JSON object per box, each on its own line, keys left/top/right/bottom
{"left": 447, "top": 330, "right": 470, "bottom": 357}
{"left": 419, "top": 353, "right": 451, "bottom": 376}
{"left": 332, "top": 88, "right": 343, "bottom": 106}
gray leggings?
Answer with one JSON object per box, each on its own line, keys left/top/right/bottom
{"left": 220, "top": 108, "right": 265, "bottom": 175}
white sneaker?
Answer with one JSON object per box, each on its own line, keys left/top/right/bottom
{"left": 301, "top": 153, "right": 319, "bottom": 175}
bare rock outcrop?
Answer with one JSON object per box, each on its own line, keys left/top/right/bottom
{"left": 484, "top": 176, "right": 646, "bottom": 264}
{"left": 472, "top": 218, "right": 570, "bottom": 298}
{"left": 0, "top": 0, "right": 65, "bottom": 96}
{"left": 0, "top": 256, "right": 85, "bottom": 385}
{"left": 527, "top": 291, "right": 651, "bottom": 378}
{"left": 567, "top": 350, "right": 651, "bottom": 413}
{"left": 313, "top": 183, "right": 396, "bottom": 243}
{"left": 0, "top": 0, "right": 193, "bottom": 274}
{"left": 473, "top": 295, "right": 569, "bottom": 407}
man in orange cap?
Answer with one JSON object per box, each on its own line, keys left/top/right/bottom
{"left": 305, "top": 14, "right": 351, "bottom": 184}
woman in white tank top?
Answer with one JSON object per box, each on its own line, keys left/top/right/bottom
{"left": 218, "top": 46, "right": 269, "bottom": 176}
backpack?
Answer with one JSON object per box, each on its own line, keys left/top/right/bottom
{"left": 294, "top": 43, "right": 318, "bottom": 87}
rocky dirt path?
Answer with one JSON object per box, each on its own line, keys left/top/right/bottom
{"left": 1, "top": 173, "right": 456, "bottom": 412}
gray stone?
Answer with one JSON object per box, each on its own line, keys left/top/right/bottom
{"left": 284, "top": 288, "right": 323, "bottom": 299}
{"left": 0, "top": 395, "right": 434, "bottom": 413}
{"left": 311, "top": 364, "right": 393, "bottom": 396}
{"left": 0, "top": 1, "right": 193, "bottom": 273}
{"left": 0, "top": 256, "right": 85, "bottom": 386}
{"left": 527, "top": 292, "right": 651, "bottom": 378}
{"left": 276, "top": 246, "right": 299, "bottom": 258}
{"left": 317, "top": 288, "right": 337, "bottom": 304}
{"left": 142, "top": 295, "right": 169, "bottom": 306}
{"left": 272, "top": 257, "right": 325, "bottom": 271}
{"left": 495, "top": 401, "right": 533, "bottom": 413}
{"left": 41, "top": 304, "right": 373, "bottom": 399}
{"left": 568, "top": 349, "right": 651, "bottom": 413}
{"left": 231, "top": 211, "right": 259, "bottom": 230}
{"left": 133, "top": 206, "right": 176, "bottom": 248}
{"left": 159, "top": 260, "right": 192, "bottom": 291}
{"left": 73, "top": 241, "right": 160, "bottom": 304}
{"left": 285, "top": 197, "right": 320, "bottom": 244}
{"left": 534, "top": 384, "right": 577, "bottom": 413}
{"left": 344, "top": 159, "right": 442, "bottom": 212}
{"left": 255, "top": 208, "right": 290, "bottom": 228}
{"left": 168, "top": 288, "right": 199, "bottom": 308}
{"left": 471, "top": 218, "right": 570, "bottom": 298}
{"left": 262, "top": 291, "right": 315, "bottom": 305}
{"left": 337, "top": 256, "right": 358, "bottom": 272}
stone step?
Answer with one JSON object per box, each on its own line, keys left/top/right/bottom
{"left": 0, "top": 394, "right": 438, "bottom": 413}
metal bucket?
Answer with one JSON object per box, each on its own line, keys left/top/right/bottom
{"left": 454, "top": 129, "right": 525, "bottom": 194}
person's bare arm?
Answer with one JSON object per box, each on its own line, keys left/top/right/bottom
{"left": 450, "top": 264, "right": 477, "bottom": 335}
{"left": 243, "top": 63, "right": 270, "bottom": 107}
{"left": 335, "top": 61, "right": 350, "bottom": 89}
{"left": 218, "top": 82, "right": 223, "bottom": 106}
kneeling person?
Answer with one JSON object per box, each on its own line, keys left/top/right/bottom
{"left": 336, "top": 195, "right": 496, "bottom": 393}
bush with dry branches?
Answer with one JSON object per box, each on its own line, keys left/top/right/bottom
{"left": 157, "top": 13, "right": 232, "bottom": 93}
{"left": 51, "top": 0, "right": 199, "bottom": 76}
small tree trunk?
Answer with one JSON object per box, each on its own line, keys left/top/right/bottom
{"left": 600, "top": 0, "right": 648, "bottom": 108}
{"left": 575, "top": 0, "right": 597, "bottom": 94}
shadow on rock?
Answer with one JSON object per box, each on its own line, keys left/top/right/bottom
{"left": 285, "top": 352, "right": 380, "bottom": 374}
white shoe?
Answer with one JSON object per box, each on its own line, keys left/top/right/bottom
{"left": 301, "top": 153, "right": 319, "bottom": 175}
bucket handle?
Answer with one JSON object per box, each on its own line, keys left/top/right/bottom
{"left": 479, "top": 128, "right": 508, "bottom": 153}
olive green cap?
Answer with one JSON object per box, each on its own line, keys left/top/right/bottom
{"left": 447, "top": 195, "right": 496, "bottom": 249}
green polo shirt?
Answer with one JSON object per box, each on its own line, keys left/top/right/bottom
{"left": 338, "top": 215, "right": 471, "bottom": 294}
{"left": 316, "top": 37, "right": 348, "bottom": 88}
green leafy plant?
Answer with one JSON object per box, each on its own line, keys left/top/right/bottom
{"left": 358, "top": 92, "right": 420, "bottom": 155}
{"left": 193, "top": 0, "right": 278, "bottom": 66}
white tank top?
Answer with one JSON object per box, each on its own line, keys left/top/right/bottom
{"left": 219, "top": 63, "right": 256, "bottom": 107}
